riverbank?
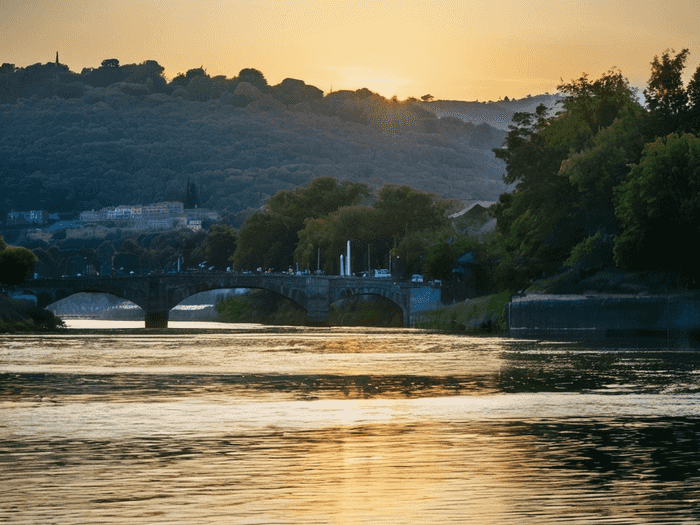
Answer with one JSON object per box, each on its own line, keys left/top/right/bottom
{"left": 413, "top": 292, "right": 510, "bottom": 333}
{"left": 0, "top": 294, "right": 65, "bottom": 333}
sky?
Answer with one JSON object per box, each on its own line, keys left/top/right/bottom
{"left": 2, "top": 0, "right": 700, "bottom": 102}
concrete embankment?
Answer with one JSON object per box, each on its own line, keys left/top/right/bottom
{"left": 508, "top": 293, "right": 700, "bottom": 340}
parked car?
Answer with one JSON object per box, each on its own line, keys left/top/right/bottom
{"left": 411, "top": 274, "right": 423, "bottom": 283}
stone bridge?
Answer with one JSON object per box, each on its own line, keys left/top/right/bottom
{"left": 17, "top": 273, "right": 441, "bottom": 328}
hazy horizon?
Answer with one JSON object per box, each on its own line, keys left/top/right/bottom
{"left": 2, "top": 0, "right": 700, "bottom": 102}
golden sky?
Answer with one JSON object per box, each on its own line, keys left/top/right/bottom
{"left": 2, "top": 0, "right": 700, "bottom": 101}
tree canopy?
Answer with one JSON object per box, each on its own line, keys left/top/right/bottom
{"left": 232, "top": 178, "right": 369, "bottom": 271}
{"left": 614, "top": 132, "right": 700, "bottom": 280}
{"left": 0, "top": 235, "right": 38, "bottom": 285}
{"left": 231, "top": 177, "right": 453, "bottom": 277}
{"left": 491, "top": 47, "right": 700, "bottom": 290}
{"left": 292, "top": 182, "right": 451, "bottom": 276}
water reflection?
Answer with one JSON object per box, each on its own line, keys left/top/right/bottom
{"left": 2, "top": 418, "right": 698, "bottom": 523}
{"left": 1, "top": 326, "right": 699, "bottom": 523}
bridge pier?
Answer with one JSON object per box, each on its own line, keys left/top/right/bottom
{"left": 145, "top": 310, "right": 169, "bottom": 329}
{"left": 304, "top": 277, "right": 330, "bottom": 326}
{"left": 305, "top": 308, "right": 330, "bottom": 326}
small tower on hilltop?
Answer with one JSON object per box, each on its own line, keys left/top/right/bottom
{"left": 55, "top": 51, "right": 59, "bottom": 66}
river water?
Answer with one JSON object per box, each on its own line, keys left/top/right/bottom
{"left": 1, "top": 321, "right": 699, "bottom": 524}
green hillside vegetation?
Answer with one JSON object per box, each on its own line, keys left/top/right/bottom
{"left": 0, "top": 58, "right": 532, "bottom": 221}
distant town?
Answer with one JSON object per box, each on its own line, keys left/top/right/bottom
{"left": 5, "top": 200, "right": 219, "bottom": 238}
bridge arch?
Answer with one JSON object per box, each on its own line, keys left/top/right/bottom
{"left": 329, "top": 292, "right": 405, "bottom": 326}
{"left": 166, "top": 283, "right": 308, "bottom": 316}
{"left": 43, "top": 291, "right": 143, "bottom": 319}
{"left": 17, "top": 274, "right": 435, "bottom": 328}
{"left": 330, "top": 283, "right": 408, "bottom": 324}
{"left": 21, "top": 284, "right": 146, "bottom": 312}
{"left": 169, "top": 285, "right": 308, "bottom": 319}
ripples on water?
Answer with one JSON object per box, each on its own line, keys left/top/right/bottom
{"left": 1, "top": 322, "right": 699, "bottom": 524}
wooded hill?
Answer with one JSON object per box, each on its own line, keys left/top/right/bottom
{"left": 0, "top": 58, "right": 561, "bottom": 221}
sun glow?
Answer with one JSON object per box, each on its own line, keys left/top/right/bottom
{"left": 329, "top": 60, "right": 414, "bottom": 99}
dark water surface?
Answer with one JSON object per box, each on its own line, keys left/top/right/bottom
{"left": 1, "top": 321, "right": 699, "bottom": 523}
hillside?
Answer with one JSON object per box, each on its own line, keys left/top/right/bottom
{"left": 419, "top": 93, "right": 564, "bottom": 130}
{"left": 0, "top": 62, "right": 560, "bottom": 219}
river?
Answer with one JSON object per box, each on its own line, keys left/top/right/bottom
{"left": 1, "top": 321, "right": 699, "bottom": 524}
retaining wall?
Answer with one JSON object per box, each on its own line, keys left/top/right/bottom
{"left": 508, "top": 294, "right": 700, "bottom": 339}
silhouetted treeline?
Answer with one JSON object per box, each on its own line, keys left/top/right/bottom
{"left": 0, "top": 59, "right": 320, "bottom": 106}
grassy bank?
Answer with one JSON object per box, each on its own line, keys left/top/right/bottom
{"left": 414, "top": 292, "right": 510, "bottom": 333}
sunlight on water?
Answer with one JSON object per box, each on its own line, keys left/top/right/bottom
{"left": 1, "top": 323, "right": 699, "bottom": 524}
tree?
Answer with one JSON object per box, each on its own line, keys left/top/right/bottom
{"left": 559, "top": 107, "right": 646, "bottom": 235}
{"left": 233, "top": 177, "right": 370, "bottom": 271}
{"left": 184, "top": 67, "right": 207, "bottom": 81}
{"left": 614, "top": 132, "right": 700, "bottom": 283}
{"left": 423, "top": 236, "right": 470, "bottom": 281}
{"left": 203, "top": 224, "right": 237, "bottom": 270}
{"left": 557, "top": 67, "right": 641, "bottom": 147}
{"left": 232, "top": 212, "right": 295, "bottom": 271}
{"left": 101, "top": 58, "right": 120, "bottom": 68}
{"left": 686, "top": 63, "right": 700, "bottom": 133}
{"left": 124, "top": 60, "right": 167, "bottom": 93}
{"left": 237, "top": 68, "right": 268, "bottom": 92}
{"left": 421, "top": 94, "right": 434, "bottom": 102}
{"left": 492, "top": 67, "right": 645, "bottom": 286}
{"left": 294, "top": 215, "right": 337, "bottom": 273}
{"left": 492, "top": 104, "right": 578, "bottom": 275}
{"left": 644, "top": 48, "right": 690, "bottom": 136}
{"left": 292, "top": 185, "right": 452, "bottom": 275}
{"left": 187, "top": 75, "right": 213, "bottom": 101}
{"left": 374, "top": 184, "right": 449, "bottom": 238}
{"left": 0, "top": 235, "right": 38, "bottom": 285}
{"left": 183, "top": 179, "right": 201, "bottom": 208}
{"left": 266, "top": 177, "right": 369, "bottom": 225}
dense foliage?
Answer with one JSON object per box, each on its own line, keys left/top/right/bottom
{"left": 28, "top": 228, "right": 232, "bottom": 277}
{"left": 491, "top": 48, "right": 700, "bottom": 290}
{"left": 231, "top": 178, "right": 456, "bottom": 276}
{"left": 614, "top": 133, "right": 700, "bottom": 280}
{"left": 0, "top": 235, "right": 37, "bottom": 285}
{"left": 0, "top": 58, "right": 531, "bottom": 220}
